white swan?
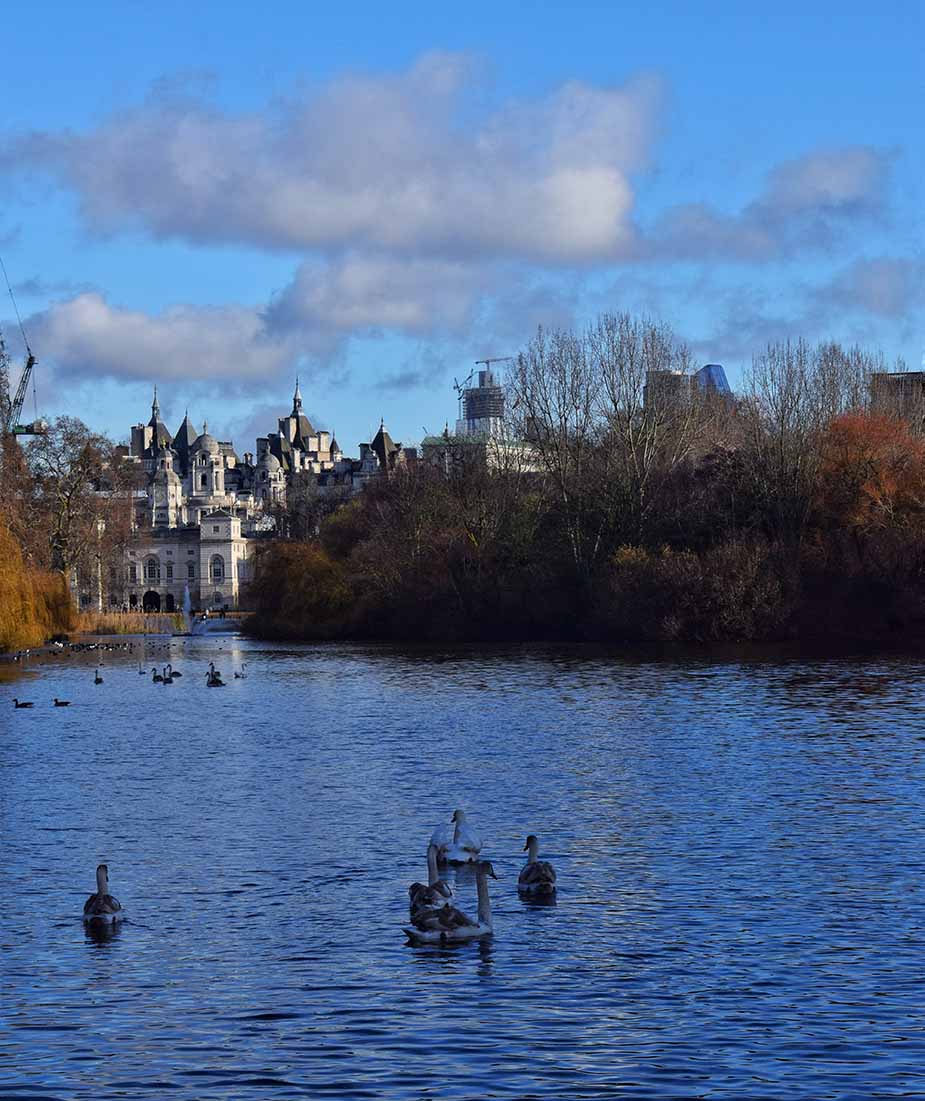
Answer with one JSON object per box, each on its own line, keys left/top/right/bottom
{"left": 429, "top": 816, "right": 453, "bottom": 861}
{"left": 518, "top": 834, "right": 557, "bottom": 898}
{"left": 442, "top": 808, "right": 482, "bottom": 864}
{"left": 404, "top": 859, "right": 497, "bottom": 944}
{"left": 82, "top": 863, "right": 124, "bottom": 924}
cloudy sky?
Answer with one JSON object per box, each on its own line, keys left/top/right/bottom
{"left": 0, "top": 1, "right": 921, "bottom": 453}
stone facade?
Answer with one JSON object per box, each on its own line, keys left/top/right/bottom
{"left": 122, "top": 511, "right": 252, "bottom": 613}
{"left": 108, "top": 383, "right": 415, "bottom": 612}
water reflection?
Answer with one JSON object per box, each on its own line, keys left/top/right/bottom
{"left": 83, "top": 919, "right": 123, "bottom": 947}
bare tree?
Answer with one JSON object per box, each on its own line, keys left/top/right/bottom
{"left": 740, "top": 339, "right": 883, "bottom": 544}
{"left": 591, "top": 312, "right": 710, "bottom": 544}
{"left": 509, "top": 326, "right": 603, "bottom": 580}
{"left": 26, "top": 417, "right": 133, "bottom": 579}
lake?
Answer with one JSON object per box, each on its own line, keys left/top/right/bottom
{"left": 2, "top": 638, "right": 924, "bottom": 1099}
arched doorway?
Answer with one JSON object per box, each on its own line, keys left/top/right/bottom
{"left": 165, "top": 593, "right": 175, "bottom": 612}
{"left": 143, "top": 590, "right": 161, "bottom": 612}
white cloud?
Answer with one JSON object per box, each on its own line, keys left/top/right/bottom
{"left": 648, "top": 146, "right": 892, "bottom": 261}
{"left": 4, "top": 57, "right": 660, "bottom": 264}
{"left": 265, "top": 254, "right": 487, "bottom": 335}
{"left": 28, "top": 293, "right": 295, "bottom": 382}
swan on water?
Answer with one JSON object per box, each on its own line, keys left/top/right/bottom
{"left": 439, "top": 809, "right": 483, "bottom": 864}
{"left": 93, "top": 670, "right": 103, "bottom": 685}
{"left": 408, "top": 842, "right": 455, "bottom": 928}
{"left": 82, "top": 863, "right": 124, "bottom": 924}
{"left": 404, "top": 859, "right": 497, "bottom": 944}
{"left": 162, "top": 666, "right": 173, "bottom": 684}
{"left": 429, "top": 816, "right": 453, "bottom": 861}
{"left": 151, "top": 668, "right": 164, "bottom": 683}
{"left": 518, "top": 834, "right": 557, "bottom": 898}
{"left": 234, "top": 664, "right": 247, "bottom": 679}
{"left": 206, "top": 662, "right": 225, "bottom": 687}
{"left": 167, "top": 663, "right": 182, "bottom": 678}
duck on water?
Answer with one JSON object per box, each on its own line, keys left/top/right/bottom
{"left": 518, "top": 834, "right": 557, "bottom": 899}
{"left": 82, "top": 864, "right": 124, "bottom": 924}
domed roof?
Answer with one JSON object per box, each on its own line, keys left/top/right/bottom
{"left": 192, "top": 422, "right": 220, "bottom": 455}
{"left": 257, "top": 450, "right": 282, "bottom": 472}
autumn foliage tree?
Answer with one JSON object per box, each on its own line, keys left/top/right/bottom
{"left": 816, "top": 414, "right": 925, "bottom": 536}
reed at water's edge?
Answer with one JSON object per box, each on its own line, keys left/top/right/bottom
{"left": 75, "top": 611, "right": 184, "bottom": 636}
{"left": 0, "top": 525, "right": 74, "bottom": 652}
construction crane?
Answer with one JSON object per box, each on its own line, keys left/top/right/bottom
{"left": 475, "top": 356, "right": 514, "bottom": 371}
{"left": 1, "top": 338, "right": 40, "bottom": 436}
{"left": 0, "top": 254, "right": 45, "bottom": 437}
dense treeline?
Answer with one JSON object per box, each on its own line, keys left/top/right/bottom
{"left": 250, "top": 314, "right": 925, "bottom": 645}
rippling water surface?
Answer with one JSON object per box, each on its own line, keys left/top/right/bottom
{"left": 2, "top": 638, "right": 924, "bottom": 1099}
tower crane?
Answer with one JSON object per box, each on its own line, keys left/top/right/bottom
{"left": 474, "top": 356, "right": 514, "bottom": 370}
{"left": 0, "top": 253, "right": 45, "bottom": 437}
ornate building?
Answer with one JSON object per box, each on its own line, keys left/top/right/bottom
{"left": 111, "top": 383, "right": 413, "bottom": 612}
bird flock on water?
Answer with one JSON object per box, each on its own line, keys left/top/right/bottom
{"left": 9, "top": 652, "right": 246, "bottom": 704}
{"left": 9, "top": 646, "right": 556, "bottom": 946}
{"left": 80, "top": 811, "right": 557, "bottom": 942}
{"left": 404, "top": 808, "right": 557, "bottom": 944}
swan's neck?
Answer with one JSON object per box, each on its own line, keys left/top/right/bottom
{"left": 426, "top": 843, "right": 440, "bottom": 886}
{"left": 96, "top": 867, "right": 109, "bottom": 894}
{"left": 475, "top": 867, "right": 492, "bottom": 927}
{"left": 526, "top": 840, "right": 540, "bottom": 864}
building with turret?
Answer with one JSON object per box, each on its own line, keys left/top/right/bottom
{"left": 110, "top": 382, "right": 413, "bottom": 612}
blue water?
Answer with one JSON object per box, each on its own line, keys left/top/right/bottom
{"left": 2, "top": 640, "right": 924, "bottom": 1099}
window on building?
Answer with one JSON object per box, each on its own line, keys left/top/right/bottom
{"left": 201, "top": 474, "right": 208, "bottom": 488}
{"left": 144, "top": 557, "right": 160, "bottom": 582}
{"left": 210, "top": 554, "right": 225, "bottom": 582}
{"left": 212, "top": 525, "right": 219, "bottom": 533}
{"left": 187, "top": 562, "right": 195, "bottom": 579}
{"left": 129, "top": 564, "right": 137, "bottom": 583}
{"left": 166, "top": 562, "right": 173, "bottom": 581}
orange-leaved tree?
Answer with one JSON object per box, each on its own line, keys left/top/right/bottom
{"left": 816, "top": 413, "right": 925, "bottom": 536}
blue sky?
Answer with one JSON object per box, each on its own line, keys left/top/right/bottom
{"left": 0, "top": 1, "right": 921, "bottom": 454}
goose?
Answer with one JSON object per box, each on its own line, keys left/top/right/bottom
{"left": 93, "top": 670, "right": 103, "bottom": 685}
{"left": 53, "top": 698, "right": 70, "bottom": 707}
{"left": 442, "top": 809, "right": 483, "bottom": 864}
{"left": 12, "top": 698, "right": 33, "bottom": 708}
{"left": 518, "top": 835, "right": 557, "bottom": 898}
{"left": 82, "top": 863, "right": 124, "bottom": 924}
{"left": 151, "top": 668, "right": 164, "bottom": 683}
{"left": 408, "top": 843, "right": 455, "bottom": 927}
{"left": 234, "top": 664, "right": 247, "bottom": 679}
{"left": 404, "top": 860, "right": 497, "bottom": 944}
